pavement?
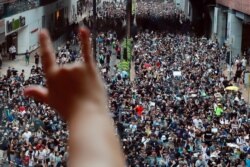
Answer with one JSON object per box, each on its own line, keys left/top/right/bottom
{"left": 0, "top": 50, "right": 41, "bottom": 79}
{"left": 223, "top": 65, "right": 250, "bottom": 104}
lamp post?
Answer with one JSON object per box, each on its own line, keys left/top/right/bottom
{"left": 127, "top": 0, "right": 132, "bottom": 39}
{"left": 125, "top": 0, "right": 132, "bottom": 61}
{"left": 93, "top": 0, "right": 97, "bottom": 61}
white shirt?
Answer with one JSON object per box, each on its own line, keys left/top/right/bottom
{"left": 241, "top": 59, "right": 247, "bottom": 67}
{"left": 22, "top": 131, "right": 32, "bottom": 142}
{"left": 49, "top": 152, "right": 56, "bottom": 162}
{"left": 35, "top": 149, "right": 46, "bottom": 160}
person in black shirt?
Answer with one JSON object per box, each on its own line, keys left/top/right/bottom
{"left": 34, "top": 53, "right": 40, "bottom": 67}
{"left": 203, "top": 127, "right": 213, "bottom": 147}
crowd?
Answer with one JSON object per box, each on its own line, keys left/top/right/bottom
{"left": 83, "top": 1, "right": 126, "bottom": 39}
{"left": 136, "top": 0, "right": 185, "bottom": 20}
{"left": 0, "top": 64, "right": 69, "bottom": 166}
{"left": 0, "top": 1, "right": 250, "bottom": 167}
{"left": 0, "top": 29, "right": 122, "bottom": 166}
{"left": 109, "top": 31, "right": 250, "bottom": 166}
{"left": 83, "top": 0, "right": 191, "bottom": 39}
{"left": 0, "top": 31, "right": 85, "bottom": 166}
{"left": 97, "top": 1, "right": 126, "bottom": 19}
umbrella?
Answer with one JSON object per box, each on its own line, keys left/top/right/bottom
{"left": 225, "top": 86, "right": 239, "bottom": 91}
{"left": 121, "top": 71, "right": 128, "bottom": 78}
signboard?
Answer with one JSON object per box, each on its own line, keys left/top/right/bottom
{"left": 213, "top": 7, "right": 218, "bottom": 34}
{"left": 173, "top": 71, "right": 182, "bottom": 77}
{"left": 6, "top": 16, "right": 25, "bottom": 33}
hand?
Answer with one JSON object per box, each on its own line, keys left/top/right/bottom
{"left": 24, "top": 28, "right": 106, "bottom": 121}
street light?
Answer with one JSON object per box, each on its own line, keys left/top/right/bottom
{"left": 124, "top": 0, "right": 132, "bottom": 61}
{"left": 93, "top": 0, "right": 97, "bottom": 62}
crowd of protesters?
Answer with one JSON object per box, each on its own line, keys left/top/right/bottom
{"left": 0, "top": 29, "right": 122, "bottom": 166}
{"left": 136, "top": 0, "right": 190, "bottom": 32}
{"left": 82, "top": 1, "right": 126, "bottom": 38}
{"left": 97, "top": 1, "right": 126, "bottom": 19}
{"left": 83, "top": 0, "right": 191, "bottom": 39}
{"left": 0, "top": 64, "right": 69, "bottom": 166}
{"left": 1, "top": 1, "right": 250, "bottom": 167}
{"left": 108, "top": 31, "right": 250, "bottom": 166}
{"left": 136, "top": 0, "right": 185, "bottom": 20}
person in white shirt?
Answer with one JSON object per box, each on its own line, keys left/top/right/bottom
{"left": 43, "top": 146, "right": 51, "bottom": 165}
{"left": 129, "top": 121, "right": 137, "bottom": 133}
{"left": 8, "top": 45, "right": 16, "bottom": 60}
{"left": 236, "top": 136, "right": 246, "bottom": 146}
{"left": 241, "top": 57, "right": 247, "bottom": 70}
{"left": 35, "top": 148, "right": 47, "bottom": 164}
{"left": 22, "top": 128, "right": 32, "bottom": 142}
{"left": 49, "top": 150, "right": 56, "bottom": 165}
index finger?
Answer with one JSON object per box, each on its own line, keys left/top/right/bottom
{"left": 39, "top": 29, "right": 57, "bottom": 76}
{"left": 79, "top": 28, "right": 95, "bottom": 71}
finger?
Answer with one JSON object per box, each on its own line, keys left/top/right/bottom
{"left": 79, "top": 28, "right": 95, "bottom": 71}
{"left": 24, "top": 86, "right": 49, "bottom": 104}
{"left": 39, "top": 29, "right": 57, "bottom": 76}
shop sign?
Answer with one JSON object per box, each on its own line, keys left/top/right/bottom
{"left": 6, "top": 16, "right": 26, "bottom": 33}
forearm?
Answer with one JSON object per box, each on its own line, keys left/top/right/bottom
{"left": 68, "top": 102, "right": 125, "bottom": 167}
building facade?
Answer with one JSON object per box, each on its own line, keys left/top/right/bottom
{"left": 0, "top": 0, "right": 87, "bottom": 55}
{"left": 174, "top": 0, "right": 192, "bottom": 21}
{"left": 212, "top": 0, "right": 250, "bottom": 57}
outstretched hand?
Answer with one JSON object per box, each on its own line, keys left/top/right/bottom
{"left": 24, "top": 28, "right": 106, "bottom": 120}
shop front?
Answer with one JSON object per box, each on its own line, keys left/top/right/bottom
{"left": 5, "top": 15, "right": 26, "bottom": 54}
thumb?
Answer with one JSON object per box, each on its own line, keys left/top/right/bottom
{"left": 24, "top": 86, "right": 49, "bottom": 104}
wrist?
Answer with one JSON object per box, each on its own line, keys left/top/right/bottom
{"left": 67, "top": 102, "right": 124, "bottom": 167}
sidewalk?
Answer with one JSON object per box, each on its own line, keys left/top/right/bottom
{"left": 223, "top": 65, "right": 250, "bottom": 104}
{"left": 0, "top": 49, "right": 40, "bottom": 79}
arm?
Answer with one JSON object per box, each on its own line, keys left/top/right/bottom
{"left": 24, "top": 28, "right": 125, "bottom": 167}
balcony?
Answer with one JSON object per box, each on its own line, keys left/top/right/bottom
{"left": 0, "top": 0, "right": 57, "bottom": 19}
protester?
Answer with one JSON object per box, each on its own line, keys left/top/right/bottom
{"left": 25, "top": 50, "right": 30, "bottom": 65}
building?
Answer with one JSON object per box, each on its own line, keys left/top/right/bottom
{"left": 212, "top": 0, "right": 250, "bottom": 57}
{"left": 174, "top": 0, "right": 193, "bottom": 21}
{"left": 0, "top": 0, "right": 89, "bottom": 55}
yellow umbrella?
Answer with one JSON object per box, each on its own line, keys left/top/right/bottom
{"left": 225, "top": 86, "right": 239, "bottom": 91}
